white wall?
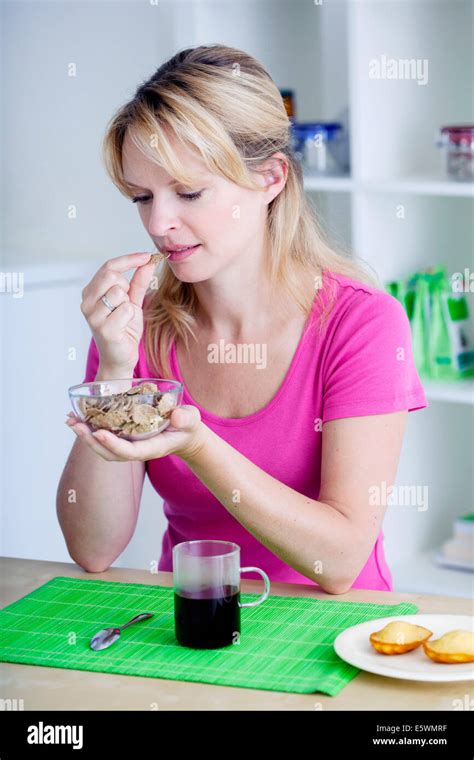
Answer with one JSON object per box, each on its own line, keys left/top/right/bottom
{"left": 2, "top": 0, "right": 180, "bottom": 269}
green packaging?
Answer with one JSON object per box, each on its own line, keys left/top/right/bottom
{"left": 410, "top": 273, "right": 431, "bottom": 378}
{"left": 385, "top": 266, "right": 474, "bottom": 380}
{"left": 429, "top": 284, "right": 474, "bottom": 379}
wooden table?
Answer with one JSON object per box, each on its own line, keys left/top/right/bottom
{"left": 1, "top": 557, "right": 472, "bottom": 711}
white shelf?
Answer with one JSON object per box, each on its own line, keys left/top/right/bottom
{"left": 361, "top": 176, "right": 474, "bottom": 198}
{"left": 303, "top": 174, "right": 474, "bottom": 197}
{"left": 424, "top": 379, "right": 474, "bottom": 405}
{"left": 303, "top": 174, "right": 354, "bottom": 193}
{"left": 391, "top": 550, "right": 474, "bottom": 599}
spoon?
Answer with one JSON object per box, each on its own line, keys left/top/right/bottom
{"left": 90, "top": 613, "right": 154, "bottom": 651}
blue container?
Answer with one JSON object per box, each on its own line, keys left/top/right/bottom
{"left": 291, "top": 122, "right": 349, "bottom": 175}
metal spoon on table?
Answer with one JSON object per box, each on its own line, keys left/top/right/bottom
{"left": 90, "top": 613, "right": 154, "bottom": 651}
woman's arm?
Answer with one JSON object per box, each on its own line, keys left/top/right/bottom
{"left": 57, "top": 439, "right": 146, "bottom": 572}
{"left": 58, "top": 369, "right": 147, "bottom": 573}
{"left": 185, "top": 410, "right": 408, "bottom": 594}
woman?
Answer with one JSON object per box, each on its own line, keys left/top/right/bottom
{"left": 58, "top": 44, "right": 427, "bottom": 594}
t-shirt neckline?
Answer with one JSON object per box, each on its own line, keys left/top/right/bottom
{"left": 170, "top": 300, "right": 318, "bottom": 427}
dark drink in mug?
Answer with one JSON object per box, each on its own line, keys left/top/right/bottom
{"left": 173, "top": 540, "right": 270, "bottom": 649}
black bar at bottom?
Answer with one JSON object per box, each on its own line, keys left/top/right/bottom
{"left": 0, "top": 709, "right": 472, "bottom": 757}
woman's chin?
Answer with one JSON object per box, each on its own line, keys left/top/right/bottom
{"left": 170, "top": 265, "right": 213, "bottom": 284}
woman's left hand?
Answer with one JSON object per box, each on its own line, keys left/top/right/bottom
{"left": 65, "top": 405, "right": 206, "bottom": 463}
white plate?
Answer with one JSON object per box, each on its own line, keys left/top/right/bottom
{"left": 333, "top": 614, "right": 474, "bottom": 682}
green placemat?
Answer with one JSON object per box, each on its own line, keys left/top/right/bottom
{"left": 0, "top": 576, "right": 418, "bottom": 696}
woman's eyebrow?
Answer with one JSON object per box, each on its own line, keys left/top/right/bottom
{"left": 123, "top": 177, "right": 204, "bottom": 188}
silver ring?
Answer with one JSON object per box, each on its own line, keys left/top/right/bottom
{"left": 101, "top": 294, "right": 115, "bottom": 312}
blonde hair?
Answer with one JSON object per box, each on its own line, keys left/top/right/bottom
{"left": 102, "top": 44, "right": 380, "bottom": 379}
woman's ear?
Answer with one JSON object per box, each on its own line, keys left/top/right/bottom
{"left": 259, "top": 154, "right": 288, "bottom": 201}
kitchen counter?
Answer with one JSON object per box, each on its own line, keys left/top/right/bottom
{"left": 0, "top": 557, "right": 472, "bottom": 711}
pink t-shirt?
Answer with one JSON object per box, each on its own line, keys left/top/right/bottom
{"left": 83, "top": 271, "right": 428, "bottom": 591}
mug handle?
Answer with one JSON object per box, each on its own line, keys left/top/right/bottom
{"left": 238, "top": 566, "right": 271, "bottom": 608}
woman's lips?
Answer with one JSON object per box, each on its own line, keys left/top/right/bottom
{"left": 166, "top": 244, "right": 201, "bottom": 262}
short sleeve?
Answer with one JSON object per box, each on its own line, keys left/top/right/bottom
{"left": 82, "top": 336, "right": 140, "bottom": 383}
{"left": 322, "top": 291, "right": 428, "bottom": 422}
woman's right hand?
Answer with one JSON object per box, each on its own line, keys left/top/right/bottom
{"left": 80, "top": 252, "right": 157, "bottom": 376}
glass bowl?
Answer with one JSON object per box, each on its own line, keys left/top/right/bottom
{"left": 68, "top": 378, "right": 183, "bottom": 442}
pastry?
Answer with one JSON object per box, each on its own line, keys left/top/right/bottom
{"left": 369, "top": 620, "right": 433, "bottom": 655}
{"left": 423, "top": 629, "right": 474, "bottom": 664}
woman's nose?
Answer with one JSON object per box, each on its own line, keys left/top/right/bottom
{"left": 148, "top": 199, "right": 181, "bottom": 229}
{"left": 146, "top": 200, "right": 182, "bottom": 238}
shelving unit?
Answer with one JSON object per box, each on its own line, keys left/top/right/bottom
{"left": 296, "top": 0, "right": 474, "bottom": 596}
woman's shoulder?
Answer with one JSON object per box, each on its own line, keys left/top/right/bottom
{"left": 323, "top": 269, "right": 382, "bottom": 298}
{"left": 323, "top": 269, "right": 401, "bottom": 312}
{"left": 320, "top": 269, "right": 409, "bottom": 341}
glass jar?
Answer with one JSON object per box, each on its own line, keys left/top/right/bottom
{"left": 291, "top": 122, "right": 348, "bottom": 176}
{"left": 437, "top": 125, "right": 474, "bottom": 182}
{"left": 280, "top": 89, "right": 296, "bottom": 120}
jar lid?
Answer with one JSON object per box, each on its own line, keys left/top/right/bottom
{"left": 291, "top": 122, "right": 343, "bottom": 140}
{"left": 440, "top": 125, "right": 474, "bottom": 144}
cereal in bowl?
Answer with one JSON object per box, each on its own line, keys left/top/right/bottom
{"left": 79, "top": 382, "right": 177, "bottom": 437}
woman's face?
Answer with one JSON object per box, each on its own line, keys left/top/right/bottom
{"left": 121, "top": 129, "right": 285, "bottom": 284}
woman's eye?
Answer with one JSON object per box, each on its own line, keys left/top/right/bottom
{"left": 179, "top": 190, "right": 203, "bottom": 201}
{"left": 131, "top": 190, "right": 203, "bottom": 204}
